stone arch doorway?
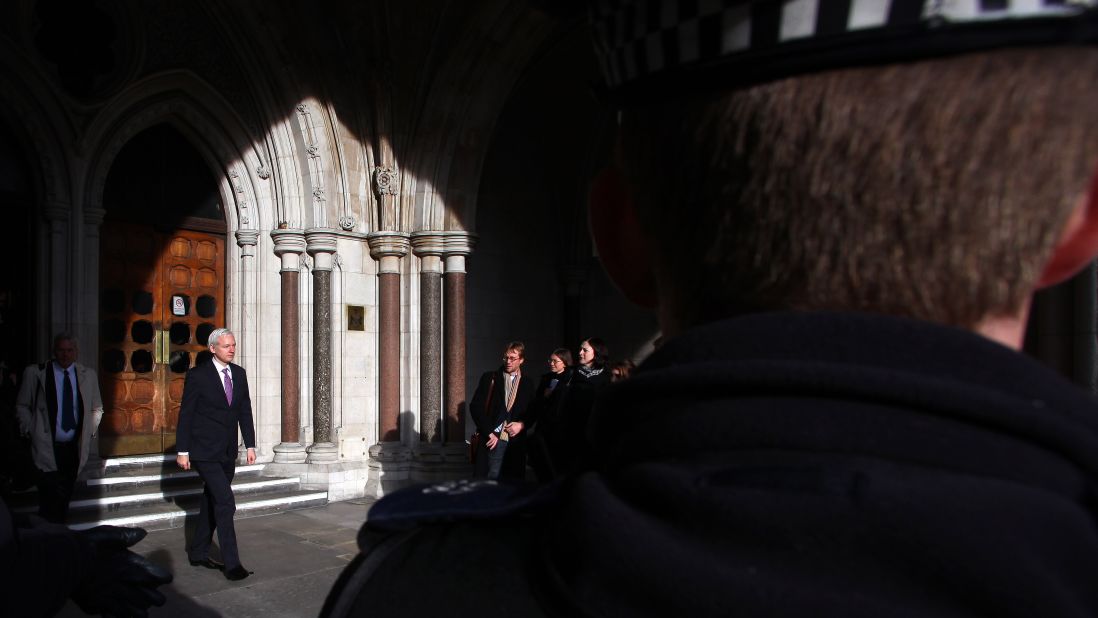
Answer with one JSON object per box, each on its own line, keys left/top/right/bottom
{"left": 97, "top": 123, "right": 227, "bottom": 456}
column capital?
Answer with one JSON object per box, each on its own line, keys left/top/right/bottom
{"left": 409, "top": 231, "right": 447, "bottom": 257}
{"left": 84, "top": 207, "right": 106, "bottom": 226}
{"left": 235, "top": 229, "right": 261, "bottom": 247}
{"left": 271, "top": 228, "right": 307, "bottom": 256}
{"left": 44, "top": 201, "right": 69, "bottom": 222}
{"left": 304, "top": 227, "right": 339, "bottom": 255}
{"left": 367, "top": 231, "right": 410, "bottom": 260}
{"left": 441, "top": 230, "right": 477, "bottom": 257}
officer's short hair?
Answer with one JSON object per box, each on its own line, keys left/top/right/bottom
{"left": 621, "top": 46, "right": 1098, "bottom": 328}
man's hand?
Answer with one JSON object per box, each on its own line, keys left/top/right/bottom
{"left": 486, "top": 433, "right": 499, "bottom": 450}
{"left": 247, "top": 448, "right": 256, "bottom": 465}
{"left": 72, "top": 526, "right": 173, "bottom": 617}
{"left": 176, "top": 454, "right": 190, "bottom": 470}
{"left": 505, "top": 421, "right": 524, "bottom": 437}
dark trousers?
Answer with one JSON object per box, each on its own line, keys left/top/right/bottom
{"left": 190, "top": 459, "right": 241, "bottom": 568}
{"left": 38, "top": 440, "right": 78, "bottom": 523}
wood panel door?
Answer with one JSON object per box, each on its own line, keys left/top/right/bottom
{"left": 98, "top": 221, "right": 226, "bottom": 456}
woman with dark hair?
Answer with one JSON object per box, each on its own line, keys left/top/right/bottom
{"left": 575, "top": 337, "right": 611, "bottom": 387}
{"left": 513, "top": 348, "right": 575, "bottom": 481}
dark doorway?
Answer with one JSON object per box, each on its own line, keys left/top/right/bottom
{"left": 98, "top": 123, "right": 226, "bottom": 456}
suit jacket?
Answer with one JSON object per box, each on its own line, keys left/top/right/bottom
{"left": 176, "top": 361, "right": 255, "bottom": 462}
{"left": 15, "top": 361, "right": 103, "bottom": 474}
{"left": 469, "top": 368, "right": 537, "bottom": 437}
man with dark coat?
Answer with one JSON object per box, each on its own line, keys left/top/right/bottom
{"left": 322, "top": 2, "right": 1098, "bottom": 616}
{"left": 470, "top": 341, "right": 537, "bottom": 480}
{"left": 176, "top": 327, "right": 256, "bottom": 581}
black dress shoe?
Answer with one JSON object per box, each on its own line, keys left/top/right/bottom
{"left": 189, "top": 558, "right": 225, "bottom": 570}
{"left": 225, "top": 565, "right": 253, "bottom": 581}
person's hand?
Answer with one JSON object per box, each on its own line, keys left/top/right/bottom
{"left": 247, "top": 448, "right": 256, "bottom": 465}
{"left": 486, "top": 433, "right": 499, "bottom": 450}
{"left": 505, "top": 421, "right": 524, "bottom": 437}
{"left": 176, "top": 454, "right": 190, "bottom": 470}
{"left": 72, "top": 526, "right": 173, "bottom": 617}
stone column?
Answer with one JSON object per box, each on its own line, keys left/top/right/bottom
{"left": 411, "top": 232, "right": 445, "bottom": 443}
{"left": 235, "top": 230, "right": 261, "bottom": 461}
{"left": 44, "top": 201, "right": 69, "bottom": 347}
{"left": 271, "top": 228, "right": 307, "bottom": 463}
{"left": 82, "top": 206, "right": 106, "bottom": 477}
{"left": 367, "top": 231, "right": 409, "bottom": 442}
{"left": 305, "top": 228, "right": 339, "bottom": 463}
{"left": 443, "top": 231, "right": 476, "bottom": 444}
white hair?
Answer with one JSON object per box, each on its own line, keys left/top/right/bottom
{"left": 207, "top": 327, "right": 234, "bottom": 348}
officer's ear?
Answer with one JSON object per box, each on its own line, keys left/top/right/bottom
{"left": 588, "top": 166, "right": 658, "bottom": 308}
{"left": 1037, "top": 166, "right": 1098, "bottom": 288}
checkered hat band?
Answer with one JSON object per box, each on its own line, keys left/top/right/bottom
{"left": 592, "top": 0, "right": 1098, "bottom": 92}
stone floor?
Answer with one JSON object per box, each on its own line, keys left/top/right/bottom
{"left": 56, "top": 499, "right": 375, "bottom": 618}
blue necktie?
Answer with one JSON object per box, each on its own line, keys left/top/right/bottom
{"left": 61, "top": 368, "right": 75, "bottom": 432}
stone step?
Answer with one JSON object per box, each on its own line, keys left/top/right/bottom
{"left": 65, "top": 487, "right": 331, "bottom": 531}
{"left": 8, "top": 454, "right": 329, "bottom": 531}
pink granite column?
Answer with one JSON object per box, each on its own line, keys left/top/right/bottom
{"left": 271, "top": 228, "right": 307, "bottom": 463}
{"left": 368, "top": 232, "right": 409, "bottom": 442}
{"left": 306, "top": 229, "right": 339, "bottom": 463}
{"left": 443, "top": 232, "right": 475, "bottom": 444}
{"left": 411, "top": 232, "right": 445, "bottom": 443}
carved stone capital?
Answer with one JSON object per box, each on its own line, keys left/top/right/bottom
{"left": 410, "top": 231, "right": 447, "bottom": 257}
{"left": 84, "top": 207, "right": 107, "bottom": 227}
{"left": 367, "top": 231, "right": 410, "bottom": 260}
{"left": 441, "top": 230, "right": 477, "bottom": 257}
{"left": 43, "top": 201, "right": 69, "bottom": 223}
{"left": 270, "top": 228, "right": 307, "bottom": 256}
{"left": 304, "top": 228, "right": 339, "bottom": 255}
{"left": 235, "top": 229, "right": 261, "bottom": 247}
{"left": 305, "top": 228, "right": 339, "bottom": 272}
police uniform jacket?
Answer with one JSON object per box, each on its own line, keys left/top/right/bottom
{"left": 323, "top": 312, "right": 1098, "bottom": 617}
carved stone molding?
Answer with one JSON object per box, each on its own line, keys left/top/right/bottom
{"left": 410, "top": 231, "right": 447, "bottom": 257}
{"left": 367, "top": 231, "right": 410, "bottom": 260}
{"left": 84, "top": 207, "right": 107, "bottom": 227}
{"left": 43, "top": 201, "right": 69, "bottom": 222}
{"left": 305, "top": 228, "right": 339, "bottom": 272}
{"left": 236, "top": 229, "right": 260, "bottom": 247}
{"left": 373, "top": 166, "right": 399, "bottom": 197}
{"left": 338, "top": 215, "right": 356, "bottom": 231}
{"left": 271, "top": 228, "right": 307, "bottom": 272}
{"left": 441, "top": 230, "right": 477, "bottom": 257}
{"left": 271, "top": 228, "right": 307, "bottom": 255}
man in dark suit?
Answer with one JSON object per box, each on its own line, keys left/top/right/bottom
{"left": 470, "top": 341, "right": 536, "bottom": 480}
{"left": 175, "top": 327, "right": 256, "bottom": 581}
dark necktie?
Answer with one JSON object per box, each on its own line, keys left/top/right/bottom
{"left": 61, "top": 368, "right": 76, "bottom": 432}
{"left": 222, "top": 367, "right": 233, "bottom": 406}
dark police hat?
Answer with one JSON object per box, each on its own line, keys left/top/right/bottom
{"left": 586, "top": 0, "right": 1098, "bottom": 102}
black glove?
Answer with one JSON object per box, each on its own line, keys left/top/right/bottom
{"left": 71, "top": 525, "right": 173, "bottom": 617}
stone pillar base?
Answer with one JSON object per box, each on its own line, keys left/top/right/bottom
{"left": 410, "top": 443, "right": 473, "bottom": 484}
{"left": 364, "top": 442, "right": 412, "bottom": 498}
{"left": 306, "top": 441, "right": 339, "bottom": 464}
{"left": 273, "top": 442, "right": 308, "bottom": 463}
{"left": 264, "top": 460, "right": 370, "bottom": 502}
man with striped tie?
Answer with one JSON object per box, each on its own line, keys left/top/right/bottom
{"left": 15, "top": 333, "right": 104, "bottom": 523}
{"left": 176, "top": 327, "right": 256, "bottom": 581}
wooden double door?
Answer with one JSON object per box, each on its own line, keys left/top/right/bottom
{"left": 98, "top": 221, "right": 225, "bottom": 456}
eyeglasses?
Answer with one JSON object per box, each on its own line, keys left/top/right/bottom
{"left": 548, "top": 358, "right": 563, "bottom": 365}
{"left": 502, "top": 355, "right": 521, "bottom": 362}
